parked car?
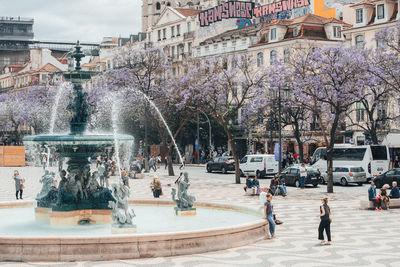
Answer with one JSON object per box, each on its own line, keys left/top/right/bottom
{"left": 239, "top": 154, "right": 278, "bottom": 178}
{"left": 281, "top": 166, "right": 321, "bottom": 187}
{"left": 321, "top": 166, "right": 367, "bottom": 186}
{"left": 206, "top": 157, "right": 235, "bottom": 173}
{"left": 373, "top": 168, "right": 400, "bottom": 188}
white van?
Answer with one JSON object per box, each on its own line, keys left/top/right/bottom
{"left": 239, "top": 154, "right": 279, "bottom": 178}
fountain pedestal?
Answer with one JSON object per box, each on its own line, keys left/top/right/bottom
{"left": 174, "top": 207, "right": 197, "bottom": 216}
{"left": 111, "top": 223, "right": 137, "bottom": 234}
{"left": 23, "top": 41, "right": 134, "bottom": 225}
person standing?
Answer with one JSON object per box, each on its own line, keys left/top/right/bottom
{"left": 13, "top": 170, "right": 24, "bottom": 200}
{"left": 264, "top": 194, "right": 276, "bottom": 238}
{"left": 393, "top": 155, "right": 399, "bottom": 169}
{"left": 97, "top": 162, "right": 106, "bottom": 187}
{"left": 318, "top": 197, "right": 332, "bottom": 245}
{"left": 300, "top": 163, "right": 307, "bottom": 189}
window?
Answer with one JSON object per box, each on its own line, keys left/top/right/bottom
{"left": 171, "top": 26, "right": 175, "bottom": 37}
{"left": 371, "top": 146, "right": 388, "bottom": 160}
{"left": 242, "top": 38, "right": 247, "bottom": 45}
{"left": 162, "top": 29, "right": 166, "bottom": 39}
{"left": 283, "top": 48, "right": 290, "bottom": 63}
{"left": 214, "top": 44, "right": 218, "bottom": 50}
{"left": 293, "top": 27, "right": 299, "bottom": 37}
{"left": 222, "top": 42, "right": 227, "bottom": 48}
{"left": 333, "top": 26, "right": 341, "bottom": 38}
{"left": 157, "top": 30, "right": 161, "bottom": 41}
{"left": 356, "top": 102, "right": 365, "bottom": 122}
{"left": 377, "top": 4, "right": 384, "bottom": 19}
{"left": 376, "top": 39, "right": 385, "bottom": 50}
{"left": 177, "top": 25, "right": 181, "bottom": 36}
{"left": 205, "top": 45, "right": 209, "bottom": 52}
{"left": 166, "top": 2, "right": 171, "bottom": 6}
{"left": 188, "top": 42, "right": 192, "bottom": 56}
{"left": 148, "top": 33, "right": 151, "bottom": 42}
{"left": 271, "top": 28, "right": 276, "bottom": 40}
{"left": 232, "top": 40, "right": 236, "bottom": 47}
{"left": 355, "top": 35, "right": 364, "bottom": 49}
{"left": 172, "top": 67, "right": 176, "bottom": 76}
{"left": 156, "top": 2, "right": 161, "bottom": 10}
{"left": 257, "top": 52, "right": 264, "bottom": 67}
{"left": 171, "top": 46, "right": 175, "bottom": 58}
{"left": 270, "top": 50, "right": 277, "bottom": 65}
{"left": 187, "top": 22, "right": 191, "bottom": 33}
{"left": 377, "top": 100, "right": 387, "bottom": 128}
{"left": 356, "top": 8, "right": 363, "bottom": 23}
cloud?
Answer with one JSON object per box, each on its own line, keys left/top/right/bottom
{"left": 1, "top": 0, "right": 142, "bottom": 42}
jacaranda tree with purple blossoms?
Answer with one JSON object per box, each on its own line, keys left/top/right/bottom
{"left": 290, "top": 46, "right": 365, "bottom": 193}
{"left": 191, "top": 54, "right": 267, "bottom": 184}
{"left": 0, "top": 85, "right": 56, "bottom": 143}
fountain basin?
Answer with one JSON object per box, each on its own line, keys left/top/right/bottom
{"left": 0, "top": 200, "right": 268, "bottom": 262}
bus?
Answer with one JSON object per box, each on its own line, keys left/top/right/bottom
{"left": 310, "top": 145, "right": 390, "bottom": 179}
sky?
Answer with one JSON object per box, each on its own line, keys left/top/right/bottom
{"left": 1, "top": 0, "right": 142, "bottom": 43}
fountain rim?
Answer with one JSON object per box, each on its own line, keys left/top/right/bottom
{"left": 22, "top": 133, "right": 134, "bottom": 143}
{"left": 0, "top": 199, "right": 265, "bottom": 240}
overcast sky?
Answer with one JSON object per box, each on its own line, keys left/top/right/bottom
{"left": 1, "top": 0, "right": 142, "bottom": 42}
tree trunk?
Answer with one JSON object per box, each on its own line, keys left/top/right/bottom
{"left": 326, "top": 116, "right": 340, "bottom": 194}
{"left": 293, "top": 122, "right": 304, "bottom": 163}
{"left": 167, "top": 146, "right": 175, "bottom": 176}
{"left": 326, "top": 145, "right": 334, "bottom": 193}
{"left": 370, "top": 129, "right": 379, "bottom": 145}
{"left": 228, "top": 137, "right": 241, "bottom": 184}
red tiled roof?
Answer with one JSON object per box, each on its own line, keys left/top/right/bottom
{"left": 37, "top": 63, "right": 61, "bottom": 73}
{"left": 174, "top": 8, "right": 202, "bottom": 17}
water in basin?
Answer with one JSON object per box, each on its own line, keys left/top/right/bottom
{"left": 0, "top": 205, "right": 261, "bottom": 236}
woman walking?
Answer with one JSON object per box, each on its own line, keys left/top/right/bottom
{"left": 318, "top": 197, "right": 332, "bottom": 245}
{"left": 13, "top": 170, "right": 24, "bottom": 200}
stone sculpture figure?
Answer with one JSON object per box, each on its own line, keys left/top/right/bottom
{"left": 36, "top": 170, "right": 55, "bottom": 200}
{"left": 171, "top": 172, "right": 196, "bottom": 209}
{"left": 86, "top": 171, "right": 100, "bottom": 198}
{"left": 108, "top": 183, "right": 135, "bottom": 225}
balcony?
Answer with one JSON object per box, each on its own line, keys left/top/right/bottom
{"left": 0, "top": 32, "right": 34, "bottom": 39}
{"left": 184, "top": 32, "right": 195, "bottom": 40}
{"left": 0, "top": 17, "right": 34, "bottom": 23}
{"left": 0, "top": 44, "right": 29, "bottom": 51}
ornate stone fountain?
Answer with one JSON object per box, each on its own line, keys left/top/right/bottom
{"left": 23, "top": 41, "right": 134, "bottom": 226}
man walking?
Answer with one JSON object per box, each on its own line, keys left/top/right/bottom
{"left": 264, "top": 194, "right": 276, "bottom": 238}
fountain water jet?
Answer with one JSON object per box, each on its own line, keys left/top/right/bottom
{"left": 49, "top": 82, "right": 69, "bottom": 134}
{"left": 129, "top": 89, "right": 185, "bottom": 168}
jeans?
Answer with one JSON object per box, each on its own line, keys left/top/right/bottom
{"left": 16, "top": 189, "right": 23, "bottom": 199}
{"left": 318, "top": 219, "right": 331, "bottom": 241}
{"left": 267, "top": 214, "right": 275, "bottom": 236}
{"left": 270, "top": 186, "right": 276, "bottom": 195}
{"left": 300, "top": 176, "right": 306, "bottom": 188}
{"left": 278, "top": 185, "right": 287, "bottom": 195}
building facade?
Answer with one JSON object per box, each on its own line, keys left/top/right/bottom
{"left": 0, "top": 16, "right": 34, "bottom": 71}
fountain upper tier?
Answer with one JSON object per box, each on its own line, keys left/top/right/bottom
{"left": 23, "top": 134, "right": 134, "bottom": 158}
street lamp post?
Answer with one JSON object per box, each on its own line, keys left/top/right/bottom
{"left": 199, "top": 111, "right": 212, "bottom": 161}
{"left": 278, "top": 87, "right": 282, "bottom": 174}
{"left": 196, "top": 111, "right": 200, "bottom": 164}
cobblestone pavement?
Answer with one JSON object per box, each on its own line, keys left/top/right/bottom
{"left": 1, "top": 165, "right": 400, "bottom": 267}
